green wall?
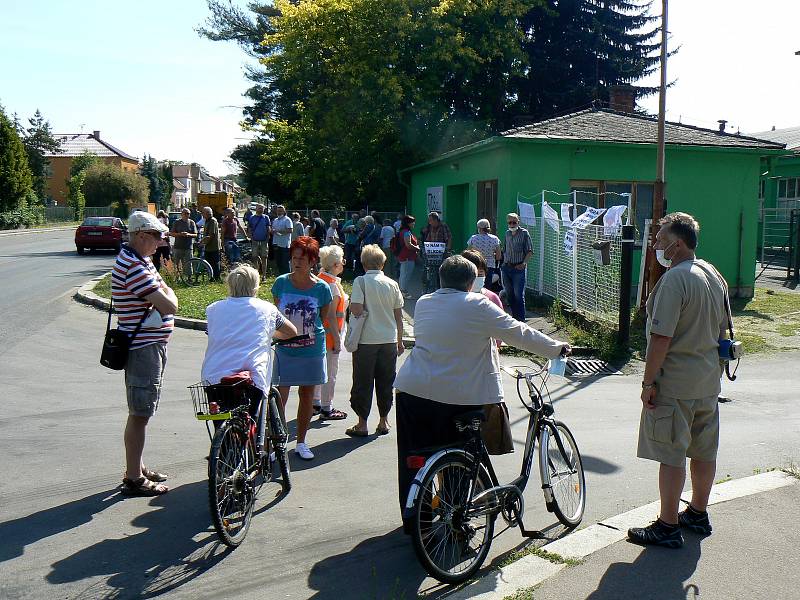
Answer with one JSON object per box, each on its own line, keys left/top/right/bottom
{"left": 406, "top": 138, "right": 767, "bottom": 296}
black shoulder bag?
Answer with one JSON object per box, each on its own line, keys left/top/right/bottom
{"left": 100, "top": 294, "right": 150, "bottom": 370}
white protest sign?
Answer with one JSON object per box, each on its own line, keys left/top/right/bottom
{"left": 561, "top": 203, "right": 572, "bottom": 226}
{"left": 542, "top": 201, "right": 560, "bottom": 233}
{"left": 517, "top": 201, "right": 536, "bottom": 227}
{"left": 426, "top": 186, "right": 443, "bottom": 215}
{"left": 563, "top": 207, "right": 607, "bottom": 255}
{"left": 423, "top": 241, "right": 446, "bottom": 259}
{"left": 603, "top": 204, "right": 627, "bottom": 236}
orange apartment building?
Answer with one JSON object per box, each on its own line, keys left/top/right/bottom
{"left": 44, "top": 130, "right": 138, "bottom": 205}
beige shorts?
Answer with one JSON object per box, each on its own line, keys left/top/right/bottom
{"left": 252, "top": 240, "right": 269, "bottom": 258}
{"left": 637, "top": 393, "right": 719, "bottom": 468}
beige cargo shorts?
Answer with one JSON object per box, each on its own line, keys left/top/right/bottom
{"left": 637, "top": 393, "right": 719, "bottom": 468}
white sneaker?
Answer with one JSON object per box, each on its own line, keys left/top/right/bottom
{"left": 295, "top": 442, "right": 314, "bottom": 460}
{"left": 269, "top": 451, "right": 276, "bottom": 463}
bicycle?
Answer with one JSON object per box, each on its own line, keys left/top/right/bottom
{"left": 188, "top": 336, "right": 305, "bottom": 547}
{"left": 176, "top": 257, "right": 213, "bottom": 285}
{"left": 403, "top": 360, "right": 586, "bottom": 583}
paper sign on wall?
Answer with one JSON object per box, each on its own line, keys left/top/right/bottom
{"left": 542, "top": 201, "right": 560, "bottom": 233}
{"left": 561, "top": 204, "right": 572, "bottom": 226}
{"left": 426, "top": 186, "right": 443, "bottom": 216}
{"left": 563, "top": 207, "right": 607, "bottom": 255}
{"left": 517, "top": 201, "right": 536, "bottom": 227}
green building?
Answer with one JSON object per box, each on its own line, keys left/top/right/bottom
{"left": 400, "top": 108, "right": 785, "bottom": 298}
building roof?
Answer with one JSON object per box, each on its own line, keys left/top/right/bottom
{"left": 502, "top": 109, "right": 785, "bottom": 150}
{"left": 173, "top": 178, "right": 188, "bottom": 191}
{"left": 172, "top": 164, "right": 191, "bottom": 178}
{"left": 749, "top": 125, "right": 800, "bottom": 150}
{"left": 45, "top": 133, "right": 138, "bottom": 161}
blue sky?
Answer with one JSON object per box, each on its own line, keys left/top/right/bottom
{"left": 1, "top": 1, "right": 799, "bottom": 179}
{"left": 0, "top": 0, "right": 255, "bottom": 175}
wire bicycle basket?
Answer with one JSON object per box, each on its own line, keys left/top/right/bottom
{"left": 188, "top": 378, "right": 253, "bottom": 421}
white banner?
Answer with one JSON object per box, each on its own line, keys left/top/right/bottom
{"left": 426, "top": 186, "right": 443, "bottom": 215}
{"left": 542, "top": 201, "right": 560, "bottom": 233}
{"left": 603, "top": 204, "right": 627, "bottom": 236}
{"left": 564, "top": 207, "right": 607, "bottom": 255}
{"left": 518, "top": 201, "right": 536, "bottom": 227}
{"left": 561, "top": 203, "right": 572, "bottom": 226}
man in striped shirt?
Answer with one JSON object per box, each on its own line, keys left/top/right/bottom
{"left": 501, "top": 212, "right": 533, "bottom": 321}
{"left": 112, "top": 211, "right": 178, "bottom": 496}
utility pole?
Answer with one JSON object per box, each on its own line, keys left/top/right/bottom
{"left": 642, "top": 0, "right": 669, "bottom": 306}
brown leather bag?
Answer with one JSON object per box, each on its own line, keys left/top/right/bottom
{"left": 481, "top": 402, "right": 514, "bottom": 455}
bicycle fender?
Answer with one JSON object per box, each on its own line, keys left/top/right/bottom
{"left": 404, "top": 448, "right": 470, "bottom": 511}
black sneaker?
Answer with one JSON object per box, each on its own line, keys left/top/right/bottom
{"left": 628, "top": 519, "right": 684, "bottom": 549}
{"left": 679, "top": 506, "right": 713, "bottom": 535}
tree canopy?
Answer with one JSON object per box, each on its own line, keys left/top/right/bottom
{"left": 19, "top": 109, "right": 61, "bottom": 203}
{"left": 83, "top": 162, "right": 149, "bottom": 215}
{"left": 200, "top": 0, "right": 663, "bottom": 207}
{"left": 0, "top": 107, "right": 34, "bottom": 213}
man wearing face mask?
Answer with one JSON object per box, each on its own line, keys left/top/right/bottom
{"left": 628, "top": 212, "right": 729, "bottom": 549}
{"left": 501, "top": 212, "right": 533, "bottom": 321}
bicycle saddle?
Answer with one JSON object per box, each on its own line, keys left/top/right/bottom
{"left": 453, "top": 410, "right": 486, "bottom": 427}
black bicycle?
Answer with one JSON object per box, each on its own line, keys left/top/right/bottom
{"left": 404, "top": 361, "right": 586, "bottom": 583}
{"left": 188, "top": 336, "right": 305, "bottom": 547}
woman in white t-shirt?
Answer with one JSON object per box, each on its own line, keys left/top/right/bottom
{"left": 325, "top": 218, "right": 341, "bottom": 246}
{"left": 202, "top": 265, "right": 297, "bottom": 396}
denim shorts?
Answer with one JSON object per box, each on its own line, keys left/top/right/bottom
{"left": 125, "top": 343, "right": 168, "bottom": 417}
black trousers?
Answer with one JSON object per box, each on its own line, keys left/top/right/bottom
{"left": 205, "top": 251, "right": 221, "bottom": 281}
{"left": 274, "top": 246, "right": 290, "bottom": 275}
{"left": 349, "top": 343, "right": 396, "bottom": 420}
{"left": 395, "top": 391, "right": 474, "bottom": 525}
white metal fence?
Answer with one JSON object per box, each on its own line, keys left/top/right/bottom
{"left": 522, "top": 198, "right": 625, "bottom": 325}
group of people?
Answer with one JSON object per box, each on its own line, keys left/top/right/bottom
{"left": 112, "top": 207, "right": 727, "bottom": 553}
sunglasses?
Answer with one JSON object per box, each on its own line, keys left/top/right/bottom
{"left": 507, "top": 221, "right": 518, "bottom": 226}
{"left": 140, "top": 230, "right": 163, "bottom": 239}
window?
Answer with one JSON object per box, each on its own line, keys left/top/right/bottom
{"left": 570, "top": 183, "right": 600, "bottom": 208}
{"left": 569, "top": 180, "right": 653, "bottom": 245}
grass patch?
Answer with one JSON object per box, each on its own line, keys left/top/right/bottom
{"left": 782, "top": 463, "right": 800, "bottom": 480}
{"left": 546, "top": 301, "right": 635, "bottom": 363}
{"left": 730, "top": 288, "right": 800, "bottom": 353}
{"left": 777, "top": 323, "right": 799, "bottom": 337}
{"left": 500, "top": 546, "right": 582, "bottom": 568}
{"left": 502, "top": 587, "right": 537, "bottom": 600}
{"left": 715, "top": 474, "right": 732, "bottom": 484}
{"left": 91, "top": 266, "right": 354, "bottom": 321}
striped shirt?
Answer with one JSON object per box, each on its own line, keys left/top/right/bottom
{"left": 112, "top": 245, "right": 174, "bottom": 348}
{"left": 503, "top": 228, "right": 533, "bottom": 266}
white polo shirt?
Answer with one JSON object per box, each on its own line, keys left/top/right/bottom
{"left": 272, "top": 215, "right": 293, "bottom": 248}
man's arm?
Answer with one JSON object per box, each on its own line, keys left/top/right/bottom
{"left": 144, "top": 285, "right": 178, "bottom": 316}
{"left": 394, "top": 307, "right": 405, "bottom": 356}
{"left": 641, "top": 333, "right": 671, "bottom": 409}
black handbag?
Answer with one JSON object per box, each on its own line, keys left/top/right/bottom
{"left": 481, "top": 402, "right": 514, "bottom": 455}
{"left": 100, "top": 295, "right": 149, "bottom": 370}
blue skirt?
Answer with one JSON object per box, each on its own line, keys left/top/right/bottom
{"left": 272, "top": 351, "right": 328, "bottom": 387}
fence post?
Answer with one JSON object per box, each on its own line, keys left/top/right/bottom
{"left": 618, "top": 224, "right": 635, "bottom": 347}
{"left": 571, "top": 191, "right": 578, "bottom": 309}
{"left": 538, "top": 192, "right": 545, "bottom": 293}
{"left": 794, "top": 210, "right": 800, "bottom": 281}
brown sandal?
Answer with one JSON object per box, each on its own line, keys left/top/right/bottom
{"left": 121, "top": 476, "right": 169, "bottom": 496}
{"left": 142, "top": 467, "right": 168, "bottom": 482}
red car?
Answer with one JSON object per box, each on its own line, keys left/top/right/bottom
{"left": 75, "top": 217, "right": 129, "bottom": 254}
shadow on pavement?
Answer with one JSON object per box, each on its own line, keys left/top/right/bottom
{"left": 307, "top": 527, "right": 432, "bottom": 600}
{"left": 288, "top": 435, "right": 378, "bottom": 472}
{"left": 45, "top": 481, "right": 228, "bottom": 599}
{"left": 0, "top": 488, "right": 126, "bottom": 563}
{"left": 580, "top": 454, "right": 620, "bottom": 474}
{"left": 585, "top": 534, "right": 703, "bottom": 599}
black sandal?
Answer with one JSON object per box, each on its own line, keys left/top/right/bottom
{"left": 121, "top": 476, "right": 169, "bottom": 496}
{"left": 320, "top": 408, "right": 347, "bottom": 420}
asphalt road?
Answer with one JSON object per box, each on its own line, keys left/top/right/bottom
{"left": 1, "top": 229, "right": 798, "bottom": 599}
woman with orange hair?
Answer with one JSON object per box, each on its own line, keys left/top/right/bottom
{"left": 272, "top": 236, "right": 342, "bottom": 460}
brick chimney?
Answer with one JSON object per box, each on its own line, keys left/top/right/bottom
{"left": 92, "top": 130, "right": 101, "bottom": 141}
{"left": 717, "top": 120, "right": 727, "bottom": 133}
{"left": 608, "top": 85, "right": 636, "bottom": 113}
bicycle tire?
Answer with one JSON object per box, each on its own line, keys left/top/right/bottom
{"left": 208, "top": 419, "right": 257, "bottom": 547}
{"left": 538, "top": 420, "right": 586, "bottom": 528}
{"left": 268, "top": 388, "right": 291, "bottom": 492}
{"left": 189, "top": 258, "right": 213, "bottom": 284}
{"left": 410, "top": 452, "right": 495, "bottom": 584}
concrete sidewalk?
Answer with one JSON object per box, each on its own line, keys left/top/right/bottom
{"left": 0, "top": 225, "right": 77, "bottom": 237}
{"left": 449, "top": 471, "right": 799, "bottom": 600}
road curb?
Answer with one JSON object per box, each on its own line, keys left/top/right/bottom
{"left": 446, "top": 470, "right": 798, "bottom": 599}
{"left": 75, "top": 274, "right": 417, "bottom": 343}
{"left": 0, "top": 225, "right": 77, "bottom": 237}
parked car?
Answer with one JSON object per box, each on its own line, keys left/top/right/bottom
{"left": 75, "top": 217, "right": 128, "bottom": 254}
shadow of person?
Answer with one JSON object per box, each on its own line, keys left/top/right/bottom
{"left": 46, "top": 481, "right": 228, "bottom": 599}
{"left": 289, "top": 435, "right": 378, "bottom": 472}
{"left": 0, "top": 488, "right": 125, "bottom": 563}
{"left": 586, "top": 533, "right": 703, "bottom": 600}
{"left": 307, "top": 527, "right": 431, "bottom": 600}
{"left": 580, "top": 454, "right": 621, "bottom": 475}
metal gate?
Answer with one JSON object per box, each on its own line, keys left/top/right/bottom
{"left": 758, "top": 206, "right": 800, "bottom": 281}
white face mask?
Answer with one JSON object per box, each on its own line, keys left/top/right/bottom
{"left": 471, "top": 276, "right": 485, "bottom": 292}
{"left": 508, "top": 226, "right": 518, "bottom": 232}
{"left": 655, "top": 241, "right": 676, "bottom": 268}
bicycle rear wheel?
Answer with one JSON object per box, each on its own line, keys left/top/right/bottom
{"left": 539, "top": 420, "right": 586, "bottom": 528}
{"left": 410, "top": 453, "right": 495, "bottom": 584}
{"left": 268, "top": 388, "right": 291, "bottom": 492}
{"left": 189, "top": 258, "right": 213, "bottom": 284}
{"left": 208, "top": 419, "right": 258, "bottom": 547}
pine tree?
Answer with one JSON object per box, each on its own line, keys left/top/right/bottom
{"left": 22, "top": 109, "right": 61, "bottom": 203}
{"left": 0, "top": 107, "right": 34, "bottom": 212}
{"left": 140, "top": 154, "right": 164, "bottom": 210}
{"left": 508, "top": 0, "right": 661, "bottom": 125}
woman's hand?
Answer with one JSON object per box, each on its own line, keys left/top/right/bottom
{"left": 396, "top": 340, "right": 405, "bottom": 356}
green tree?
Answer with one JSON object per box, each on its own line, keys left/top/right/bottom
{"left": 158, "top": 162, "right": 175, "bottom": 209}
{"left": 21, "top": 109, "right": 61, "bottom": 203}
{"left": 140, "top": 154, "right": 165, "bottom": 210}
{"left": 83, "top": 162, "right": 149, "bottom": 217}
{"left": 66, "top": 151, "right": 99, "bottom": 221}
{"left": 0, "top": 107, "right": 34, "bottom": 212}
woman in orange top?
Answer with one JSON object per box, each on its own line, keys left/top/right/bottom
{"left": 313, "top": 245, "right": 349, "bottom": 420}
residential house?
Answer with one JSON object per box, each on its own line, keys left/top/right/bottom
{"left": 400, "top": 103, "right": 785, "bottom": 298}
{"left": 44, "top": 131, "right": 138, "bottom": 205}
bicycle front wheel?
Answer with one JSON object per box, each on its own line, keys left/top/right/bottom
{"left": 208, "top": 419, "right": 258, "bottom": 547}
{"left": 539, "top": 420, "right": 586, "bottom": 528}
{"left": 410, "top": 452, "right": 495, "bottom": 584}
{"left": 189, "top": 258, "right": 213, "bottom": 284}
{"left": 268, "top": 388, "right": 291, "bottom": 492}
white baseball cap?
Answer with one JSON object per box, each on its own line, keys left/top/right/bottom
{"left": 477, "top": 218, "right": 491, "bottom": 230}
{"left": 128, "top": 211, "right": 168, "bottom": 234}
